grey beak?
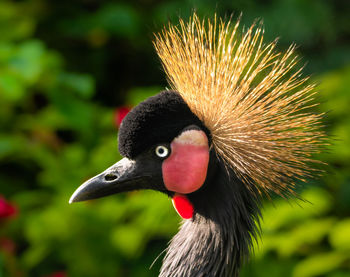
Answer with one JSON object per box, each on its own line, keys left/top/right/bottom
{"left": 70, "top": 158, "right": 142, "bottom": 203}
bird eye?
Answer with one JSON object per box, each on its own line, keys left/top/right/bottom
{"left": 155, "top": 145, "right": 169, "bottom": 158}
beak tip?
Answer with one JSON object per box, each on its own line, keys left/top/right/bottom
{"left": 69, "top": 194, "right": 77, "bottom": 204}
{"left": 69, "top": 189, "right": 84, "bottom": 204}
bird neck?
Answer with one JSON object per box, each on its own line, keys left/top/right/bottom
{"left": 160, "top": 156, "right": 261, "bottom": 277}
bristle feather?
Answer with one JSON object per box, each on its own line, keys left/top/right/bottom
{"left": 153, "top": 13, "right": 325, "bottom": 196}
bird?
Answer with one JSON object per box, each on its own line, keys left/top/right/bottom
{"left": 69, "top": 14, "right": 325, "bottom": 277}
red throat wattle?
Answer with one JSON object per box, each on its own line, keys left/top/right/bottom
{"left": 172, "top": 194, "right": 194, "bottom": 219}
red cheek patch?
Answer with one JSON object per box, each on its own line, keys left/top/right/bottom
{"left": 162, "top": 132, "right": 209, "bottom": 194}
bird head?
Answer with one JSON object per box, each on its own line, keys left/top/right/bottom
{"left": 69, "top": 91, "right": 218, "bottom": 219}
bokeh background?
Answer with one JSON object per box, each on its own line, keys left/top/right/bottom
{"left": 0, "top": 0, "right": 349, "bottom": 276}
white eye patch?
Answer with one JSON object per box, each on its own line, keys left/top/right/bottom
{"left": 173, "top": 129, "right": 208, "bottom": 147}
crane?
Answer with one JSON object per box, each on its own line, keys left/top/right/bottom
{"left": 69, "top": 14, "right": 325, "bottom": 277}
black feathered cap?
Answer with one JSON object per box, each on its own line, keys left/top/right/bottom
{"left": 118, "top": 91, "right": 210, "bottom": 159}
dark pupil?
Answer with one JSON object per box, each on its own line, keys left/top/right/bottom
{"left": 158, "top": 148, "right": 164, "bottom": 154}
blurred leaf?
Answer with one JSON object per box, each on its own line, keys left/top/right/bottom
{"left": 247, "top": 0, "right": 333, "bottom": 46}
{"left": 58, "top": 73, "right": 95, "bottom": 99}
{"left": 48, "top": 89, "right": 94, "bottom": 131}
{"left": 329, "top": 218, "right": 350, "bottom": 251}
{"left": 61, "top": 3, "right": 141, "bottom": 40}
{"left": 0, "top": 2, "right": 36, "bottom": 41}
{"left": 0, "top": 73, "right": 24, "bottom": 101}
{"left": 0, "top": 135, "right": 23, "bottom": 158}
{"left": 95, "top": 4, "right": 140, "bottom": 37}
{"left": 22, "top": 244, "right": 49, "bottom": 269}
{"left": 111, "top": 225, "right": 145, "bottom": 258}
{"left": 0, "top": 43, "right": 13, "bottom": 61}
{"left": 9, "top": 40, "right": 45, "bottom": 84}
{"left": 126, "top": 87, "right": 161, "bottom": 106}
{"left": 90, "top": 135, "right": 120, "bottom": 172}
{"left": 292, "top": 252, "right": 347, "bottom": 277}
{"left": 262, "top": 187, "right": 332, "bottom": 232}
{"left": 329, "top": 272, "right": 350, "bottom": 277}
{"left": 241, "top": 254, "right": 297, "bottom": 277}
{"left": 270, "top": 218, "right": 335, "bottom": 258}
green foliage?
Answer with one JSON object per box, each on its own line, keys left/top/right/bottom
{"left": 0, "top": 0, "right": 349, "bottom": 276}
{"left": 242, "top": 187, "right": 350, "bottom": 276}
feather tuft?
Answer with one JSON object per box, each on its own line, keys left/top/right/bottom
{"left": 153, "top": 13, "right": 326, "bottom": 196}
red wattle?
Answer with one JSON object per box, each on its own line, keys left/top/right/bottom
{"left": 172, "top": 194, "right": 194, "bottom": 219}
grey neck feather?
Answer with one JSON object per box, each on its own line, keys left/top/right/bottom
{"left": 159, "top": 158, "right": 261, "bottom": 277}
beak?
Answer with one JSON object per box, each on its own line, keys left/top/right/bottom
{"left": 69, "top": 157, "right": 157, "bottom": 203}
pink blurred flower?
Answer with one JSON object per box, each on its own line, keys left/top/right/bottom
{"left": 114, "top": 106, "right": 131, "bottom": 128}
{"left": 0, "top": 196, "right": 18, "bottom": 219}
